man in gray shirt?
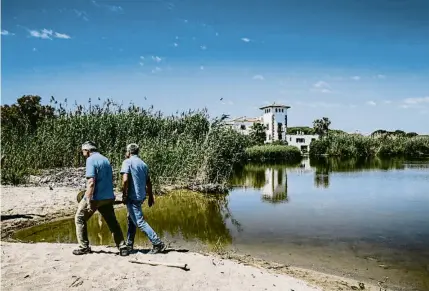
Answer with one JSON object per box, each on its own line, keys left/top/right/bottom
{"left": 120, "top": 143, "right": 166, "bottom": 254}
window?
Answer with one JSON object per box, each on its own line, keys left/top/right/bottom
{"left": 268, "top": 134, "right": 272, "bottom": 140}
{"left": 311, "top": 138, "right": 316, "bottom": 142}
{"left": 240, "top": 125, "right": 246, "bottom": 130}
{"left": 266, "top": 124, "right": 269, "bottom": 130}
{"left": 290, "top": 137, "right": 292, "bottom": 142}
{"left": 296, "top": 138, "right": 305, "bottom": 143}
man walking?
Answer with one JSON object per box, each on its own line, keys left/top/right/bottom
{"left": 73, "top": 141, "right": 128, "bottom": 256}
{"left": 120, "top": 143, "right": 166, "bottom": 254}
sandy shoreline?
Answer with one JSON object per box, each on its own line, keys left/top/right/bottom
{"left": 1, "top": 186, "right": 386, "bottom": 290}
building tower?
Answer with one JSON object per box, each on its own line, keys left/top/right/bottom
{"left": 259, "top": 103, "right": 290, "bottom": 143}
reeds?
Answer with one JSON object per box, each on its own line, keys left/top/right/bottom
{"left": 1, "top": 98, "right": 248, "bottom": 188}
{"left": 309, "top": 133, "right": 429, "bottom": 158}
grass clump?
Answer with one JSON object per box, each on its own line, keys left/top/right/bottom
{"left": 245, "top": 144, "right": 302, "bottom": 163}
{"left": 1, "top": 98, "right": 249, "bottom": 189}
{"left": 309, "top": 133, "right": 429, "bottom": 158}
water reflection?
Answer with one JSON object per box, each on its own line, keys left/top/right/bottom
{"left": 231, "top": 164, "right": 291, "bottom": 204}
{"left": 14, "top": 191, "right": 234, "bottom": 248}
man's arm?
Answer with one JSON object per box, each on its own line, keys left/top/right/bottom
{"left": 122, "top": 173, "right": 129, "bottom": 200}
{"left": 120, "top": 160, "right": 131, "bottom": 203}
{"left": 85, "top": 158, "right": 96, "bottom": 205}
{"left": 86, "top": 177, "right": 95, "bottom": 200}
{"left": 147, "top": 174, "right": 154, "bottom": 207}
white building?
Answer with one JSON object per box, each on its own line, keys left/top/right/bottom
{"left": 226, "top": 103, "right": 319, "bottom": 152}
{"left": 224, "top": 116, "right": 262, "bottom": 135}
{"left": 285, "top": 132, "right": 319, "bottom": 153}
{"left": 260, "top": 103, "right": 290, "bottom": 143}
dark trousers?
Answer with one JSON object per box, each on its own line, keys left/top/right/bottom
{"left": 75, "top": 198, "right": 126, "bottom": 250}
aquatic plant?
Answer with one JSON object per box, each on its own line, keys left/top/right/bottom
{"left": 245, "top": 145, "right": 302, "bottom": 163}
{"left": 1, "top": 97, "right": 249, "bottom": 189}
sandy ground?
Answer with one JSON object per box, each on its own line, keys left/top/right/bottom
{"left": 1, "top": 186, "right": 79, "bottom": 238}
{"left": 1, "top": 242, "right": 322, "bottom": 291}
{"left": 1, "top": 186, "right": 386, "bottom": 291}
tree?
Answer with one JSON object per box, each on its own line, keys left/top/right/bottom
{"left": 406, "top": 132, "right": 418, "bottom": 138}
{"left": 1, "top": 95, "right": 55, "bottom": 132}
{"left": 312, "top": 117, "right": 331, "bottom": 137}
{"left": 249, "top": 123, "right": 266, "bottom": 145}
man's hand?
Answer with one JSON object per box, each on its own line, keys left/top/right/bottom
{"left": 122, "top": 194, "right": 128, "bottom": 205}
{"left": 86, "top": 199, "right": 96, "bottom": 212}
{"left": 148, "top": 195, "right": 155, "bottom": 207}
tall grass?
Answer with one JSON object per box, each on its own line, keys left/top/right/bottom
{"left": 1, "top": 99, "right": 249, "bottom": 189}
{"left": 245, "top": 145, "right": 302, "bottom": 163}
{"left": 309, "top": 133, "right": 429, "bottom": 158}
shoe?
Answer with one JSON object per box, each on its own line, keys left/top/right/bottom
{"left": 126, "top": 244, "right": 134, "bottom": 252}
{"left": 119, "top": 246, "right": 129, "bottom": 256}
{"left": 148, "top": 242, "right": 166, "bottom": 254}
{"left": 73, "top": 247, "right": 92, "bottom": 255}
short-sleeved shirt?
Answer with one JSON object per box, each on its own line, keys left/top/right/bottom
{"left": 120, "top": 155, "right": 149, "bottom": 201}
{"left": 85, "top": 152, "right": 115, "bottom": 200}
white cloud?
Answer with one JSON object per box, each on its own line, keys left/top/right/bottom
{"left": 200, "top": 45, "right": 207, "bottom": 50}
{"left": 173, "top": 42, "right": 178, "bottom": 47}
{"left": 1, "top": 30, "right": 14, "bottom": 36}
{"left": 175, "top": 36, "right": 179, "bottom": 40}
{"left": 151, "top": 67, "right": 162, "bottom": 73}
{"left": 140, "top": 56, "right": 145, "bottom": 60}
{"left": 151, "top": 56, "right": 162, "bottom": 62}
{"left": 29, "top": 29, "right": 70, "bottom": 40}
{"left": 253, "top": 75, "right": 264, "bottom": 80}
{"left": 54, "top": 32, "right": 71, "bottom": 39}
{"left": 366, "top": 101, "right": 377, "bottom": 106}
{"left": 295, "top": 101, "right": 340, "bottom": 108}
{"left": 403, "top": 96, "right": 429, "bottom": 105}
{"left": 74, "top": 9, "right": 89, "bottom": 21}
{"left": 313, "top": 81, "right": 330, "bottom": 89}
{"left": 92, "top": 0, "right": 123, "bottom": 12}
{"left": 383, "top": 100, "right": 392, "bottom": 104}
{"left": 312, "top": 81, "right": 332, "bottom": 93}
{"left": 351, "top": 76, "right": 361, "bottom": 81}
{"left": 29, "top": 29, "right": 52, "bottom": 39}
{"left": 377, "top": 74, "right": 386, "bottom": 79}
{"left": 108, "top": 5, "right": 123, "bottom": 12}
{"left": 241, "top": 38, "right": 251, "bottom": 42}
{"left": 215, "top": 32, "right": 219, "bottom": 36}
{"left": 200, "top": 66, "right": 204, "bottom": 70}
{"left": 33, "top": 47, "right": 37, "bottom": 52}
{"left": 139, "top": 62, "right": 144, "bottom": 66}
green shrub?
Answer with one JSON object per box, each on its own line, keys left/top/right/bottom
{"left": 245, "top": 145, "right": 302, "bottom": 162}
{"left": 1, "top": 98, "right": 248, "bottom": 189}
{"left": 309, "top": 134, "right": 429, "bottom": 158}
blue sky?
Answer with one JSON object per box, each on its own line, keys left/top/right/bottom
{"left": 1, "top": 0, "right": 429, "bottom": 134}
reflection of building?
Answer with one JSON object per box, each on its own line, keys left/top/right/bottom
{"left": 261, "top": 168, "right": 288, "bottom": 203}
{"left": 225, "top": 103, "right": 319, "bottom": 152}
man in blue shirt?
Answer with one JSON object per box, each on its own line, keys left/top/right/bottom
{"left": 73, "top": 141, "right": 128, "bottom": 256}
{"left": 120, "top": 143, "right": 166, "bottom": 254}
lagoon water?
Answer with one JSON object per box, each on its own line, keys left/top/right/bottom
{"left": 14, "top": 158, "right": 429, "bottom": 290}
